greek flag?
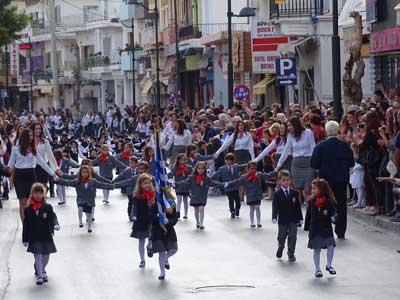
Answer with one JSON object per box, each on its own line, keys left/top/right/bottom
{"left": 154, "top": 127, "right": 175, "bottom": 225}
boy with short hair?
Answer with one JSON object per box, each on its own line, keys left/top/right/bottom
{"left": 272, "top": 170, "right": 303, "bottom": 262}
{"left": 212, "top": 153, "right": 245, "bottom": 218}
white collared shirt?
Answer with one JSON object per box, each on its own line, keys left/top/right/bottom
{"left": 8, "top": 146, "right": 55, "bottom": 176}
{"left": 277, "top": 129, "right": 315, "bottom": 169}
{"left": 215, "top": 132, "right": 255, "bottom": 160}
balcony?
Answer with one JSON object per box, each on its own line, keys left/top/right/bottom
{"left": 81, "top": 50, "right": 121, "bottom": 72}
{"left": 179, "top": 25, "right": 201, "bottom": 39}
{"left": 270, "top": 0, "right": 326, "bottom": 19}
{"left": 197, "top": 23, "right": 250, "bottom": 36}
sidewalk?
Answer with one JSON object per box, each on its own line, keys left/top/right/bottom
{"left": 0, "top": 200, "right": 19, "bottom": 300}
{"left": 347, "top": 206, "right": 400, "bottom": 235}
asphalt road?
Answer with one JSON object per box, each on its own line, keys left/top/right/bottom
{"left": 1, "top": 188, "right": 400, "bottom": 300}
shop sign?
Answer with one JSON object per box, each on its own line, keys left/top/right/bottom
{"left": 10, "top": 43, "right": 19, "bottom": 76}
{"left": 371, "top": 28, "right": 400, "bottom": 53}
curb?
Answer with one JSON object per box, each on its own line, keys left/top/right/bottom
{"left": 347, "top": 207, "right": 400, "bottom": 235}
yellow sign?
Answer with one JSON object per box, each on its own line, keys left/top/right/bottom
{"left": 275, "top": 0, "right": 286, "bottom": 4}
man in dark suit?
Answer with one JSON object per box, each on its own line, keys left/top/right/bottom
{"left": 311, "top": 121, "right": 355, "bottom": 239}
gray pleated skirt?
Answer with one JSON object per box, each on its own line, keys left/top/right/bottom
{"left": 235, "top": 149, "right": 251, "bottom": 165}
{"left": 308, "top": 236, "right": 336, "bottom": 249}
{"left": 291, "top": 156, "right": 314, "bottom": 189}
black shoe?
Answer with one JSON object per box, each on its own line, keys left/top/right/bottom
{"left": 230, "top": 212, "right": 235, "bottom": 219}
{"left": 288, "top": 254, "right": 296, "bottom": 262}
{"left": 165, "top": 263, "right": 170, "bottom": 270}
{"left": 315, "top": 271, "right": 323, "bottom": 278}
{"left": 147, "top": 246, "right": 153, "bottom": 258}
{"left": 58, "top": 201, "right": 66, "bottom": 205}
{"left": 88, "top": 229, "right": 92, "bottom": 233}
{"left": 183, "top": 216, "right": 188, "bottom": 219}
{"left": 36, "top": 277, "right": 44, "bottom": 285}
{"left": 325, "top": 266, "right": 336, "bottom": 275}
{"left": 176, "top": 211, "right": 181, "bottom": 219}
{"left": 196, "top": 225, "right": 200, "bottom": 229}
{"left": 158, "top": 275, "right": 165, "bottom": 280}
{"left": 276, "top": 247, "right": 284, "bottom": 258}
{"left": 50, "top": 193, "right": 55, "bottom": 198}
{"left": 92, "top": 218, "right": 95, "bottom": 222}
{"left": 250, "top": 225, "right": 256, "bottom": 228}
{"left": 235, "top": 210, "right": 240, "bottom": 217}
{"left": 199, "top": 226, "right": 205, "bottom": 230}
{"left": 257, "top": 224, "right": 262, "bottom": 228}
{"left": 79, "top": 224, "right": 83, "bottom": 228}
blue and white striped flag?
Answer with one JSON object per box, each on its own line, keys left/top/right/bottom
{"left": 154, "top": 127, "right": 175, "bottom": 225}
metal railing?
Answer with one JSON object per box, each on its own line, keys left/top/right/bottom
{"left": 270, "top": 0, "right": 326, "bottom": 18}
{"left": 196, "top": 23, "right": 250, "bottom": 36}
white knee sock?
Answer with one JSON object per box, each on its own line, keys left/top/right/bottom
{"left": 34, "top": 254, "right": 44, "bottom": 277}
{"left": 194, "top": 207, "right": 200, "bottom": 225}
{"left": 250, "top": 205, "right": 255, "bottom": 226}
{"left": 159, "top": 251, "right": 167, "bottom": 276}
{"left": 138, "top": 239, "right": 146, "bottom": 262}
{"left": 327, "top": 246, "right": 334, "bottom": 268}
{"left": 103, "top": 189, "right": 110, "bottom": 202}
{"left": 199, "top": 206, "right": 205, "bottom": 226}
{"left": 86, "top": 213, "right": 93, "bottom": 230}
{"left": 177, "top": 195, "right": 183, "bottom": 212}
{"left": 255, "top": 205, "right": 261, "bottom": 225}
{"left": 313, "top": 249, "right": 321, "bottom": 272}
{"left": 183, "top": 196, "right": 188, "bottom": 217}
{"left": 78, "top": 207, "right": 83, "bottom": 225}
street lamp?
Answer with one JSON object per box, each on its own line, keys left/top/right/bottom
{"left": 227, "top": 2, "right": 255, "bottom": 109}
{"left": 111, "top": 17, "right": 136, "bottom": 107}
{"left": 128, "top": 0, "right": 161, "bottom": 110}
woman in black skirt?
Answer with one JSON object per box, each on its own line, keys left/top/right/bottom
{"left": 306, "top": 179, "right": 337, "bottom": 278}
{"left": 7, "top": 129, "right": 57, "bottom": 222}
{"left": 32, "top": 122, "right": 58, "bottom": 197}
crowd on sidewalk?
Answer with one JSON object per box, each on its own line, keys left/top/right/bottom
{"left": 1, "top": 87, "right": 400, "bottom": 283}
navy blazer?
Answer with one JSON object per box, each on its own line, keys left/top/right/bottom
{"left": 272, "top": 189, "right": 303, "bottom": 225}
{"left": 310, "top": 137, "right": 355, "bottom": 183}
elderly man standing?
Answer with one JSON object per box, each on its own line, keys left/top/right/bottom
{"left": 311, "top": 121, "right": 355, "bottom": 239}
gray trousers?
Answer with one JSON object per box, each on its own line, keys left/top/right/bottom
{"left": 277, "top": 223, "right": 297, "bottom": 255}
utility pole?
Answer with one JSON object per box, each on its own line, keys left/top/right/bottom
{"left": 74, "top": 41, "right": 81, "bottom": 113}
{"left": 227, "top": 0, "right": 234, "bottom": 109}
{"left": 154, "top": 0, "right": 161, "bottom": 109}
{"left": 131, "top": 17, "right": 136, "bottom": 107}
{"left": 49, "top": 0, "right": 60, "bottom": 109}
{"left": 173, "top": 0, "right": 182, "bottom": 111}
{"left": 332, "top": 0, "right": 343, "bottom": 121}
{"left": 4, "top": 44, "right": 9, "bottom": 109}
{"left": 29, "top": 37, "right": 33, "bottom": 112}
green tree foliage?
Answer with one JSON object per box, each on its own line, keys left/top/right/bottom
{"left": 0, "top": 0, "right": 30, "bottom": 47}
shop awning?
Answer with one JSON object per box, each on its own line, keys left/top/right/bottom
{"left": 277, "top": 37, "right": 313, "bottom": 54}
{"left": 40, "top": 86, "right": 53, "bottom": 94}
{"left": 141, "top": 79, "right": 153, "bottom": 96}
{"left": 253, "top": 76, "right": 275, "bottom": 95}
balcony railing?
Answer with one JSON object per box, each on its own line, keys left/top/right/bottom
{"left": 270, "top": 0, "right": 326, "bottom": 19}
{"left": 197, "top": 23, "right": 250, "bottom": 36}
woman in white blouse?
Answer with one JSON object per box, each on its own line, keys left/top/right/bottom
{"left": 7, "top": 129, "right": 57, "bottom": 222}
{"left": 135, "top": 115, "right": 149, "bottom": 138}
{"left": 165, "top": 119, "right": 192, "bottom": 165}
{"left": 32, "top": 123, "right": 58, "bottom": 196}
{"left": 214, "top": 120, "right": 255, "bottom": 164}
{"left": 275, "top": 116, "right": 316, "bottom": 202}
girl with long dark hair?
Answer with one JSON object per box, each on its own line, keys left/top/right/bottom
{"left": 165, "top": 119, "right": 192, "bottom": 165}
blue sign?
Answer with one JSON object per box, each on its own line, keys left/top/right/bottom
{"left": 169, "top": 92, "right": 177, "bottom": 103}
{"left": 234, "top": 85, "right": 251, "bottom": 102}
{"left": 275, "top": 58, "right": 297, "bottom": 86}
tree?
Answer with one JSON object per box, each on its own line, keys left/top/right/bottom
{"left": 343, "top": 12, "right": 365, "bottom": 106}
{"left": 0, "top": 0, "right": 30, "bottom": 47}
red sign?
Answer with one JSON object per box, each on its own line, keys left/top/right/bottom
{"left": 371, "top": 28, "right": 400, "bottom": 53}
{"left": 19, "top": 43, "right": 31, "bottom": 50}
